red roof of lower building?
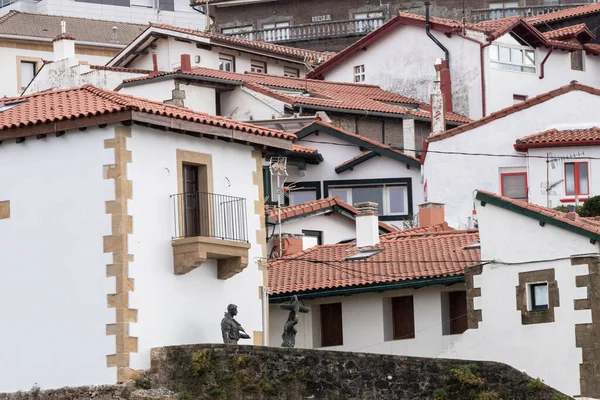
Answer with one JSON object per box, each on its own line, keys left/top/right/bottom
{"left": 515, "top": 127, "right": 600, "bottom": 150}
{"left": 541, "top": 23, "right": 595, "bottom": 43}
{"left": 268, "top": 229, "right": 480, "bottom": 295}
{"left": 526, "top": 4, "right": 600, "bottom": 26}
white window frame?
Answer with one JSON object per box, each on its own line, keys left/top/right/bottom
{"left": 250, "top": 60, "right": 267, "bottom": 73}
{"left": 283, "top": 66, "right": 299, "bottom": 78}
{"left": 19, "top": 60, "right": 37, "bottom": 90}
{"left": 130, "top": 0, "right": 155, "bottom": 8}
{"left": 328, "top": 184, "right": 408, "bottom": 216}
{"left": 354, "top": 65, "right": 365, "bottom": 82}
{"left": 490, "top": 43, "right": 536, "bottom": 74}
{"left": 218, "top": 54, "right": 235, "bottom": 72}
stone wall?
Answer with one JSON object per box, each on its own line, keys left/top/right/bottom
{"left": 0, "top": 383, "right": 177, "bottom": 400}
{"left": 147, "top": 344, "right": 571, "bottom": 400}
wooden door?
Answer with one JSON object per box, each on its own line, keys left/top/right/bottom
{"left": 183, "top": 164, "right": 200, "bottom": 237}
{"left": 449, "top": 291, "right": 468, "bottom": 334}
{"left": 320, "top": 303, "right": 343, "bottom": 347}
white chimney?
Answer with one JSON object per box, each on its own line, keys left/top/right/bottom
{"left": 430, "top": 58, "right": 446, "bottom": 136}
{"left": 52, "top": 33, "right": 76, "bottom": 61}
{"left": 355, "top": 202, "right": 380, "bottom": 248}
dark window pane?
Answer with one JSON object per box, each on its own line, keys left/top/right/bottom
{"left": 388, "top": 186, "right": 406, "bottom": 214}
{"left": 352, "top": 186, "right": 383, "bottom": 214}
{"left": 392, "top": 296, "right": 415, "bottom": 340}
{"left": 290, "top": 190, "right": 317, "bottom": 205}
{"left": 565, "top": 163, "right": 575, "bottom": 195}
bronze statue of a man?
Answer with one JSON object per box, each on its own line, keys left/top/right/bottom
{"left": 221, "top": 304, "right": 251, "bottom": 344}
{"left": 280, "top": 295, "right": 309, "bottom": 348}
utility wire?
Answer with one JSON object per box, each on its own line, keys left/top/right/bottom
{"left": 298, "top": 138, "right": 597, "bottom": 160}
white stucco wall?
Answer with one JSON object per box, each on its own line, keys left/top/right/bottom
{"left": 528, "top": 146, "right": 600, "bottom": 209}
{"left": 269, "top": 284, "right": 465, "bottom": 356}
{"left": 25, "top": 58, "right": 147, "bottom": 94}
{"left": 424, "top": 90, "right": 600, "bottom": 229}
{"left": 0, "top": 128, "right": 115, "bottom": 392}
{"left": 321, "top": 24, "right": 482, "bottom": 119}
{"left": 0, "top": 47, "right": 111, "bottom": 98}
{"left": 127, "top": 37, "right": 308, "bottom": 77}
{"left": 440, "top": 200, "right": 597, "bottom": 397}
{"left": 127, "top": 126, "right": 265, "bottom": 370}
{"left": 119, "top": 79, "right": 181, "bottom": 102}
{"left": 0, "top": 0, "right": 201, "bottom": 29}
{"left": 220, "top": 86, "right": 286, "bottom": 121}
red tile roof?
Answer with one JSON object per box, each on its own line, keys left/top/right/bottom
{"left": 427, "top": 82, "right": 600, "bottom": 143}
{"left": 526, "top": 4, "right": 600, "bottom": 26}
{"left": 335, "top": 151, "right": 375, "bottom": 171}
{"left": 291, "top": 144, "right": 318, "bottom": 154}
{"left": 541, "top": 23, "right": 595, "bottom": 42}
{"left": 150, "top": 24, "right": 331, "bottom": 64}
{"left": 89, "top": 65, "right": 152, "bottom": 74}
{"left": 477, "top": 190, "right": 600, "bottom": 237}
{"left": 267, "top": 196, "right": 396, "bottom": 233}
{"left": 515, "top": 127, "right": 600, "bottom": 150}
{"left": 380, "top": 222, "right": 461, "bottom": 240}
{"left": 122, "top": 67, "right": 470, "bottom": 124}
{"left": 268, "top": 230, "right": 480, "bottom": 295}
{"left": 469, "top": 16, "right": 523, "bottom": 40}
{"left": 0, "top": 85, "right": 295, "bottom": 142}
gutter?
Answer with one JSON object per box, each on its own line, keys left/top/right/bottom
{"left": 269, "top": 275, "right": 465, "bottom": 303}
{"left": 479, "top": 40, "right": 492, "bottom": 117}
{"left": 539, "top": 47, "right": 554, "bottom": 80}
{"left": 514, "top": 139, "right": 600, "bottom": 152}
{"left": 424, "top": 1, "right": 450, "bottom": 65}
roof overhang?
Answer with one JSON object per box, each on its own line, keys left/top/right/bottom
{"left": 514, "top": 139, "right": 600, "bottom": 152}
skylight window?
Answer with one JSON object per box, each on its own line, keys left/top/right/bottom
{"left": 346, "top": 249, "right": 383, "bottom": 261}
{"left": 0, "top": 100, "right": 27, "bottom": 113}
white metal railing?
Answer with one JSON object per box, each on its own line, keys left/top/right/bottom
{"left": 471, "top": 3, "right": 592, "bottom": 22}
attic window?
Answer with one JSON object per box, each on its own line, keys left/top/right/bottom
{"left": 346, "top": 249, "right": 383, "bottom": 261}
{"left": 0, "top": 100, "right": 27, "bottom": 113}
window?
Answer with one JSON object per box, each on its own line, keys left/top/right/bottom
{"left": 320, "top": 302, "right": 343, "bottom": 347}
{"left": 289, "top": 190, "right": 317, "bottom": 205}
{"left": 20, "top": 61, "right": 37, "bottom": 89}
{"left": 283, "top": 66, "right": 299, "bottom": 78}
{"left": 565, "top": 162, "right": 589, "bottom": 196}
{"left": 490, "top": 44, "right": 536, "bottom": 74}
{"left": 571, "top": 50, "right": 584, "bottom": 71}
{"left": 328, "top": 185, "right": 408, "bottom": 216}
{"left": 250, "top": 60, "right": 267, "bottom": 73}
{"left": 262, "top": 166, "right": 273, "bottom": 204}
{"left": 302, "top": 230, "right": 322, "bottom": 250}
{"left": 530, "top": 283, "right": 549, "bottom": 311}
{"left": 501, "top": 172, "right": 528, "bottom": 201}
{"left": 130, "top": 0, "right": 154, "bottom": 8}
{"left": 354, "top": 65, "right": 365, "bottom": 82}
{"left": 263, "top": 21, "right": 290, "bottom": 42}
{"left": 513, "top": 94, "right": 527, "bottom": 104}
{"left": 441, "top": 291, "right": 468, "bottom": 335}
{"left": 218, "top": 54, "right": 235, "bottom": 72}
{"left": 392, "top": 296, "right": 415, "bottom": 340}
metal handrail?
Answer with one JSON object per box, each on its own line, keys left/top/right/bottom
{"left": 471, "top": 3, "right": 592, "bottom": 22}
{"left": 223, "top": 17, "right": 385, "bottom": 43}
{"left": 170, "top": 191, "right": 248, "bottom": 242}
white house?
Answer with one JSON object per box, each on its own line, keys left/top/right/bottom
{"left": 308, "top": 9, "right": 600, "bottom": 120}
{"left": 107, "top": 24, "right": 332, "bottom": 79}
{"left": 423, "top": 81, "right": 600, "bottom": 229}
{"left": 0, "top": 0, "right": 200, "bottom": 29}
{"left": 268, "top": 202, "right": 480, "bottom": 357}
{"left": 0, "top": 84, "right": 295, "bottom": 392}
{"left": 440, "top": 190, "right": 600, "bottom": 399}
{"left": 0, "top": 11, "right": 147, "bottom": 97}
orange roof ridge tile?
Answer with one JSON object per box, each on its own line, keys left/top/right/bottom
{"left": 526, "top": 3, "right": 600, "bottom": 26}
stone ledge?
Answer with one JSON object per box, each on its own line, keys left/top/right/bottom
{"left": 172, "top": 236, "right": 250, "bottom": 278}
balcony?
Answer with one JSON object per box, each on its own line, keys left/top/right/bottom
{"left": 471, "top": 3, "right": 592, "bottom": 22}
{"left": 223, "top": 17, "right": 385, "bottom": 44}
{"left": 170, "top": 191, "right": 250, "bottom": 279}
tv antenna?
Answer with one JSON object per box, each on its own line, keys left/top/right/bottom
{"left": 544, "top": 150, "right": 585, "bottom": 207}
{"left": 269, "top": 157, "right": 288, "bottom": 257}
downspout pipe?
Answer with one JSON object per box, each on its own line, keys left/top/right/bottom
{"left": 480, "top": 40, "right": 492, "bottom": 117}
{"left": 539, "top": 47, "right": 554, "bottom": 80}
{"left": 425, "top": 1, "right": 450, "bottom": 66}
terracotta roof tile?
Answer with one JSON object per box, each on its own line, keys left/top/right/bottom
{"left": 122, "top": 67, "right": 471, "bottom": 124}
{"left": 150, "top": 24, "right": 331, "bottom": 63}
{"left": 0, "top": 11, "right": 145, "bottom": 45}
{"left": 0, "top": 85, "right": 295, "bottom": 142}
{"left": 515, "top": 127, "right": 600, "bottom": 150}
{"left": 469, "top": 16, "right": 522, "bottom": 39}
{"left": 291, "top": 144, "right": 318, "bottom": 154}
{"left": 541, "top": 23, "right": 595, "bottom": 42}
{"left": 267, "top": 196, "right": 396, "bottom": 233}
{"left": 477, "top": 190, "right": 600, "bottom": 237}
{"left": 526, "top": 4, "right": 600, "bottom": 26}
{"left": 268, "top": 230, "right": 480, "bottom": 295}
{"left": 335, "top": 151, "right": 375, "bottom": 171}
{"left": 427, "top": 82, "right": 600, "bottom": 143}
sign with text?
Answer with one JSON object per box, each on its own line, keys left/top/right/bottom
{"left": 311, "top": 14, "right": 332, "bottom": 22}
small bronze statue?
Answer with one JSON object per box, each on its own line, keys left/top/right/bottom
{"left": 221, "top": 304, "right": 251, "bottom": 344}
{"left": 279, "top": 295, "right": 310, "bottom": 348}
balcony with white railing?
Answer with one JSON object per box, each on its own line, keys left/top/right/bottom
{"left": 223, "top": 17, "right": 385, "bottom": 43}
{"left": 471, "top": 3, "right": 593, "bottom": 22}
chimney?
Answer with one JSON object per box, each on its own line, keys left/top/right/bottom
{"left": 440, "top": 59, "right": 453, "bottom": 113}
{"left": 273, "top": 233, "right": 304, "bottom": 257}
{"left": 430, "top": 58, "right": 446, "bottom": 136}
{"left": 403, "top": 117, "right": 415, "bottom": 157}
{"left": 419, "top": 202, "right": 445, "bottom": 227}
{"left": 180, "top": 54, "right": 192, "bottom": 72}
{"left": 52, "top": 34, "right": 75, "bottom": 61}
{"left": 355, "top": 202, "right": 380, "bottom": 248}
{"left": 150, "top": 48, "right": 159, "bottom": 76}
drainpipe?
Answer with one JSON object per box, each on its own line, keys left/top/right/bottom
{"left": 425, "top": 1, "right": 450, "bottom": 65}
{"left": 539, "top": 47, "right": 554, "bottom": 80}
{"left": 480, "top": 40, "right": 492, "bottom": 117}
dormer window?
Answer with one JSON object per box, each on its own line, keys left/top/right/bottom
{"left": 490, "top": 44, "right": 536, "bottom": 74}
